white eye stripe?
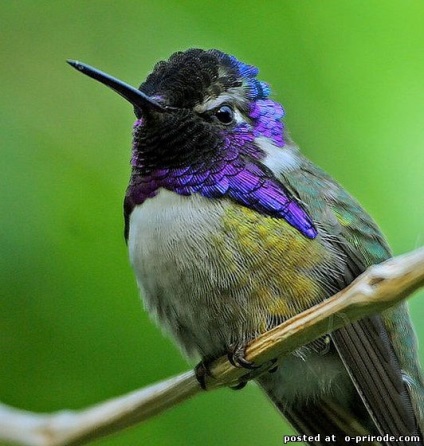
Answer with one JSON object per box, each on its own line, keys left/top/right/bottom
{"left": 194, "top": 98, "right": 247, "bottom": 125}
{"left": 194, "top": 86, "right": 247, "bottom": 113}
{"left": 195, "top": 94, "right": 234, "bottom": 113}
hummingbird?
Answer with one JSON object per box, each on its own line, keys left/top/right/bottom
{"left": 68, "top": 49, "right": 424, "bottom": 445}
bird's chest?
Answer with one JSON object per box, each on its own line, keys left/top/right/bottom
{"left": 128, "top": 189, "right": 330, "bottom": 358}
{"left": 128, "top": 190, "right": 236, "bottom": 357}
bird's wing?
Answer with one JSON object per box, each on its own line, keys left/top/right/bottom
{"left": 277, "top": 151, "right": 422, "bottom": 443}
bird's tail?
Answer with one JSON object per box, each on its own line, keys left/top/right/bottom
{"left": 257, "top": 375, "right": 379, "bottom": 446}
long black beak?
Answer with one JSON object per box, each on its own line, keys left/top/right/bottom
{"left": 67, "top": 60, "right": 168, "bottom": 113}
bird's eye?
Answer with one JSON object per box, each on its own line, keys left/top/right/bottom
{"left": 215, "top": 105, "right": 234, "bottom": 125}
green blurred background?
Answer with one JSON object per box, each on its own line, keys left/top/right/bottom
{"left": 1, "top": 2, "right": 424, "bottom": 445}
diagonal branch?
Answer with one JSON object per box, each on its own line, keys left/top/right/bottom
{"left": 1, "top": 247, "right": 424, "bottom": 446}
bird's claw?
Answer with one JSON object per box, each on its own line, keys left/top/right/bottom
{"left": 230, "top": 381, "right": 248, "bottom": 391}
{"left": 195, "top": 360, "right": 213, "bottom": 390}
{"left": 268, "top": 359, "right": 279, "bottom": 373}
{"left": 228, "top": 344, "right": 279, "bottom": 382}
{"left": 195, "top": 346, "right": 279, "bottom": 391}
{"left": 227, "top": 343, "right": 260, "bottom": 370}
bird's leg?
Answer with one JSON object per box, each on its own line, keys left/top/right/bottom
{"left": 195, "top": 358, "right": 249, "bottom": 391}
{"left": 194, "top": 358, "right": 215, "bottom": 390}
{"left": 227, "top": 342, "right": 260, "bottom": 369}
{"left": 195, "top": 344, "right": 280, "bottom": 391}
{"left": 227, "top": 343, "right": 279, "bottom": 388}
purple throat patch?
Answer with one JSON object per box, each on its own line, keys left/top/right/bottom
{"left": 128, "top": 54, "right": 317, "bottom": 239}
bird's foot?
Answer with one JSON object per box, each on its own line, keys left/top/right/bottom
{"left": 227, "top": 343, "right": 260, "bottom": 370}
{"left": 195, "top": 359, "right": 214, "bottom": 390}
{"left": 268, "top": 359, "right": 279, "bottom": 373}
{"left": 195, "top": 346, "right": 279, "bottom": 391}
{"left": 195, "top": 357, "right": 248, "bottom": 391}
{"left": 229, "top": 381, "right": 248, "bottom": 391}
{"left": 227, "top": 343, "right": 279, "bottom": 387}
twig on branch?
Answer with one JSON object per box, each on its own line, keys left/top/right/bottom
{"left": 1, "top": 247, "right": 424, "bottom": 446}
